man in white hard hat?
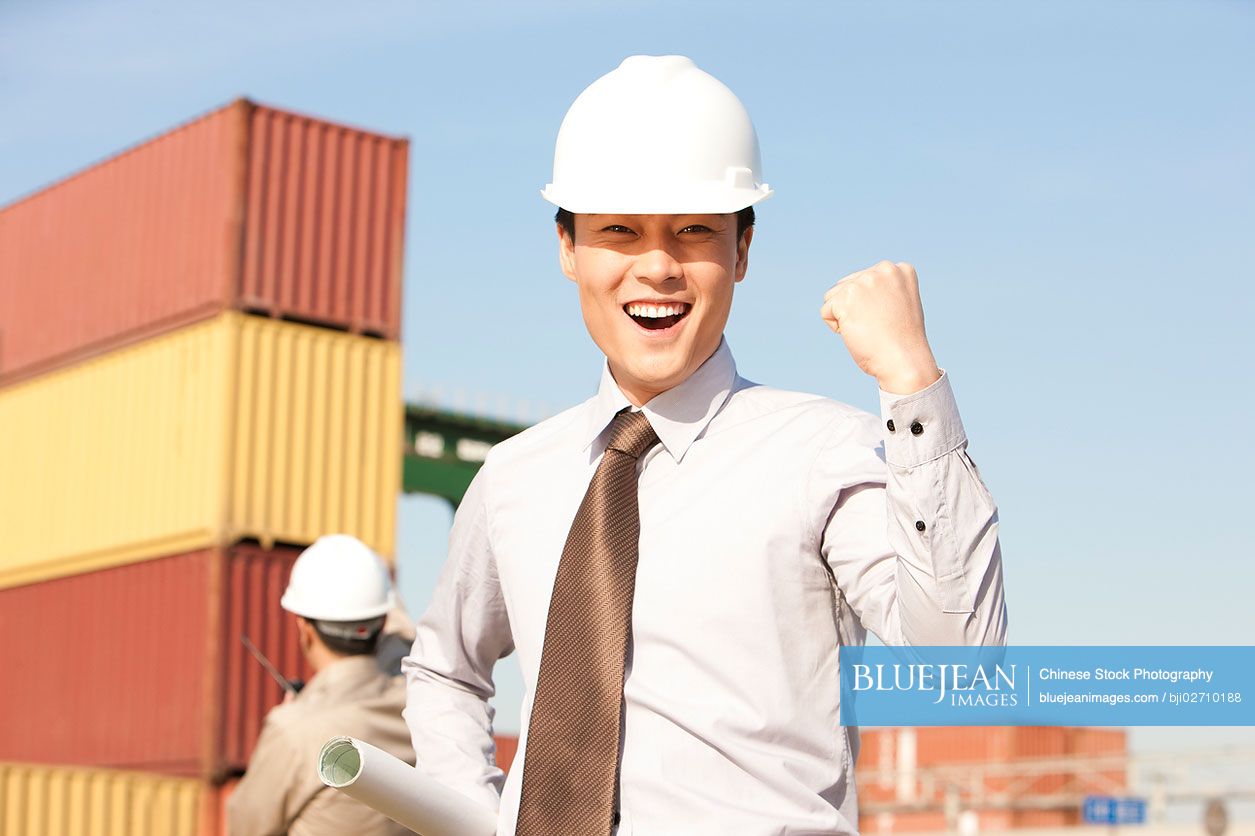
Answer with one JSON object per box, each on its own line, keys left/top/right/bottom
{"left": 229, "top": 535, "right": 416, "bottom": 836}
{"left": 404, "top": 55, "right": 1007, "bottom": 834}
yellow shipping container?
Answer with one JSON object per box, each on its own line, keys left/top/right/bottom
{"left": 0, "top": 762, "right": 204, "bottom": 836}
{"left": 0, "top": 312, "right": 401, "bottom": 589}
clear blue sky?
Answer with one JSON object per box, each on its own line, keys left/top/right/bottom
{"left": 4, "top": 0, "right": 1252, "bottom": 790}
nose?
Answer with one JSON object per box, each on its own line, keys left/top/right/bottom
{"left": 629, "top": 246, "right": 684, "bottom": 285}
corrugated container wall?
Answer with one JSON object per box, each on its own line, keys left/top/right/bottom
{"left": 1068, "top": 727, "right": 1128, "bottom": 794}
{"left": 0, "top": 98, "right": 407, "bottom": 386}
{"left": 863, "top": 808, "right": 1081, "bottom": 833}
{"left": 495, "top": 736, "right": 519, "bottom": 774}
{"left": 856, "top": 727, "right": 1128, "bottom": 833}
{"left": 0, "top": 546, "right": 312, "bottom": 778}
{"left": 0, "top": 312, "right": 401, "bottom": 589}
{"left": 204, "top": 779, "right": 239, "bottom": 836}
{"left": 0, "top": 762, "right": 204, "bottom": 836}
{"left": 855, "top": 726, "right": 1124, "bottom": 773}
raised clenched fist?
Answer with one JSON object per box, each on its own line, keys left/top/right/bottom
{"left": 820, "top": 260, "right": 942, "bottom": 395}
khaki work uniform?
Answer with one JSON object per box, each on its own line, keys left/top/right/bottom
{"left": 227, "top": 653, "right": 415, "bottom": 836}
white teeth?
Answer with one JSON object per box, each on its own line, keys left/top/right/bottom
{"left": 627, "top": 303, "right": 687, "bottom": 318}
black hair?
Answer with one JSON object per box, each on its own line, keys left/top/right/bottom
{"left": 307, "top": 618, "right": 382, "bottom": 657}
{"left": 555, "top": 206, "right": 756, "bottom": 244}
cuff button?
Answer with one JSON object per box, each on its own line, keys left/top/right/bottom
{"left": 886, "top": 419, "right": 895, "bottom": 433}
{"left": 910, "top": 420, "right": 924, "bottom": 435}
{"left": 915, "top": 520, "right": 927, "bottom": 532}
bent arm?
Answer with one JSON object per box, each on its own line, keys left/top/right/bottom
{"left": 814, "top": 371, "right": 1007, "bottom": 647}
{"left": 402, "top": 464, "right": 516, "bottom": 813}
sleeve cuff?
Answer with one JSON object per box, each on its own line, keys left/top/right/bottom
{"left": 878, "top": 369, "right": 967, "bottom": 467}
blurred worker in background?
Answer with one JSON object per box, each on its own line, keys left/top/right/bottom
{"left": 228, "top": 534, "right": 415, "bottom": 836}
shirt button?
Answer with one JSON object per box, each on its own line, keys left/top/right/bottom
{"left": 886, "top": 419, "right": 896, "bottom": 433}
{"left": 612, "top": 811, "right": 621, "bottom": 826}
{"left": 910, "top": 420, "right": 924, "bottom": 435}
{"left": 915, "top": 520, "right": 927, "bottom": 532}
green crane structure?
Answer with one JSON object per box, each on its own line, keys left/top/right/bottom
{"left": 402, "top": 402, "right": 528, "bottom": 507}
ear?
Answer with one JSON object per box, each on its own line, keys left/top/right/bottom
{"left": 557, "top": 223, "right": 578, "bottom": 283}
{"left": 734, "top": 225, "right": 753, "bottom": 284}
{"left": 297, "top": 617, "right": 317, "bottom": 652}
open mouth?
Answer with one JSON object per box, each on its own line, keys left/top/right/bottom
{"left": 623, "top": 301, "right": 692, "bottom": 331}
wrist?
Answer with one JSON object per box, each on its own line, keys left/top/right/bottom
{"left": 877, "top": 365, "right": 941, "bottom": 395}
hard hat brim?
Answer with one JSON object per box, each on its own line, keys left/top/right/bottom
{"left": 540, "top": 183, "right": 772, "bottom": 215}
{"left": 280, "top": 590, "right": 396, "bottom": 622}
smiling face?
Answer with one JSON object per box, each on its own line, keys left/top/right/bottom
{"left": 558, "top": 213, "right": 752, "bottom": 407}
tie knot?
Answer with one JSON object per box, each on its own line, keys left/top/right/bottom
{"left": 605, "top": 409, "right": 659, "bottom": 460}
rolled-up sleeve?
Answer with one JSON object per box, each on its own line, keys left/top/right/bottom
{"left": 812, "top": 370, "right": 1007, "bottom": 647}
{"left": 402, "top": 459, "right": 516, "bottom": 813}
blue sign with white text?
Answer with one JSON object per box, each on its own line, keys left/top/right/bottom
{"left": 838, "top": 646, "right": 1255, "bottom": 726}
{"left": 1084, "top": 796, "right": 1147, "bottom": 825}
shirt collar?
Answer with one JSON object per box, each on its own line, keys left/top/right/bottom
{"left": 580, "top": 337, "right": 737, "bottom": 464}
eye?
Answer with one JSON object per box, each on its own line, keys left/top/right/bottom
{"left": 601, "top": 224, "right": 635, "bottom": 234}
{"left": 679, "top": 224, "right": 714, "bottom": 234}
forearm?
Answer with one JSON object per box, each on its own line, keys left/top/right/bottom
{"left": 401, "top": 462, "right": 513, "bottom": 813}
{"left": 402, "top": 623, "right": 509, "bottom": 812}
{"left": 879, "top": 371, "right": 1007, "bottom": 646}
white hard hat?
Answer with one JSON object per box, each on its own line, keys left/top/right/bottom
{"left": 281, "top": 535, "right": 396, "bottom": 622}
{"left": 541, "top": 55, "right": 773, "bottom": 214}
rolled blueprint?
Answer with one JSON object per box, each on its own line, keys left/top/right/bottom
{"left": 319, "top": 736, "right": 497, "bottom": 836}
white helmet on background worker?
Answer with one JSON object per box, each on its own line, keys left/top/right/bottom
{"left": 281, "top": 534, "right": 395, "bottom": 628}
{"left": 541, "top": 55, "right": 772, "bottom": 214}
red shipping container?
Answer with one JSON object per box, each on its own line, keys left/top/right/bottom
{"left": 495, "top": 735, "right": 519, "bottom": 774}
{"left": 203, "top": 777, "right": 240, "bottom": 836}
{"left": 857, "top": 727, "right": 1128, "bottom": 831}
{"left": 858, "top": 726, "right": 1070, "bottom": 769}
{"left": 1067, "top": 727, "right": 1128, "bottom": 793}
{"left": 0, "top": 99, "right": 407, "bottom": 386}
{"left": 0, "top": 545, "right": 313, "bottom": 779}
{"left": 863, "top": 807, "right": 1082, "bottom": 833}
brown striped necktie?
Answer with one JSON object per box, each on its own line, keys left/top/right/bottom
{"left": 515, "top": 408, "right": 660, "bottom": 835}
